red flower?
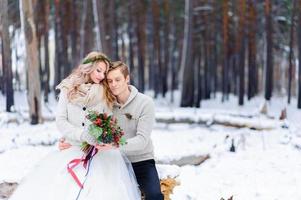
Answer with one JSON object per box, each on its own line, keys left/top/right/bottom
{"left": 93, "top": 118, "right": 102, "bottom": 126}
{"left": 114, "top": 136, "right": 119, "bottom": 143}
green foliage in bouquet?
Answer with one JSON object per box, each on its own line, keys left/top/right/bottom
{"left": 81, "top": 111, "right": 126, "bottom": 154}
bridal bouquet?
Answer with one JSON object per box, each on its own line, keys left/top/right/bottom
{"left": 68, "top": 112, "right": 126, "bottom": 189}
{"left": 81, "top": 111, "right": 126, "bottom": 153}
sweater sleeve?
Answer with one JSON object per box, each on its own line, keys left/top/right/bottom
{"left": 55, "top": 89, "right": 83, "bottom": 142}
{"left": 120, "top": 99, "right": 155, "bottom": 155}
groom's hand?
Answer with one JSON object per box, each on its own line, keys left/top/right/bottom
{"left": 58, "top": 138, "right": 72, "bottom": 150}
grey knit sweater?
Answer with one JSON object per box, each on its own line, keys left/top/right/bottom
{"left": 113, "top": 85, "right": 155, "bottom": 163}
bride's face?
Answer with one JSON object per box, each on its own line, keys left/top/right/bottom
{"left": 90, "top": 62, "right": 107, "bottom": 84}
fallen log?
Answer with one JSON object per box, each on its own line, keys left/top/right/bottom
{"left": 156, "top": 154, "right": 210, "bottom": 166}
{"left": 0, "top": 113, "right": 55, "bottom": 126}
{"left": 155, "top": 113, "right": 284, "bottom": 130}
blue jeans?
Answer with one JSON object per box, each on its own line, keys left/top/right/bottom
{"left": 132, "top": 159, "right": 164, "bottom": 200}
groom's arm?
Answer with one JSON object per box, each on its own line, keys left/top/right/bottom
{"left": 120, "top": 98, "right": 155, "bottom": 155}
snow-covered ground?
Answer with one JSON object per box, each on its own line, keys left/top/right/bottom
{"left": 1, "top": 92, "right": 301, "bottom": 200}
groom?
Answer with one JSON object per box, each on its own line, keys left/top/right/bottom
{"left": 59, "top": 61, "right": 163, "bottom": 200}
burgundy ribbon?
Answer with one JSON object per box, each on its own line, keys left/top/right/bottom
{"left": 67, "top": 147, "right": 98, "bottom": 189}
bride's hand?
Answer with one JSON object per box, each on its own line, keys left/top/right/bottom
{"left": 95, "top": 143, "right": 116, "bottom": 151}
{"left": 58, "top": 138, "right": 72, "bottom": 151}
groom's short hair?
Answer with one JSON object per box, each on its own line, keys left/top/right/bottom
{"left": 108, "top": 61, "right": 129, "bottom": 78}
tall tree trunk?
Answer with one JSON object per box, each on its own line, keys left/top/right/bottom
{"left": 70, "top": 0, "right": 80, "bottom": 67}
{"left": 83, "top": 1, "right": 95, "bottom": 58}
{"left": 120, "top": 27, "right": 126, "bottom": 61}
{"left": 162, "top": 0, "right": 170, "bottom": 97}
{"left": 222, "top": 0, "right": 229, "bottom": 102}
{"left": 135, "top": 1, "right": 147, "bottom": 92}
{"left": 102, "top": 2, "right": 113, "bottom": 57}
{"left": 54, "top": 0, "right": 63, "bottom": 89}
{"left": 0, "top": 39, "right": 3, "bottom": 94}
{"left": 210, "top": 0, "right": 218, "bottom": 98}
{"left": 203, "top": 2, "right": 211, "bottom": 100}
{"left": 100, "top": 1, "right": 117, "bottom": 59}
{"left": 288, "top": 0, "right": 297, "bottom": 104}
{"left": 20, "top": 0, "right": 42, "bottom": 124}
{"left": 43, "top": 0, "right": 50, "bottom": 102}
{"left": 0, "top": 41, "right": 3, "bottom": 94}
{"left": 264, "top": 0, "right": 273, "bottom": 100}
{"left": 152, "top": 0, "right": 162, "bottom": 96}
{"left": 54, "top": 0, "right": 76, "bottom": 88}
{"left": 204, "top": 38, "right": 210, "bottom": 100}
{"left": 127, "top": 0, "right": 135, "bottom": 84}
{"left": 238, "top": 0, "right": 246, "bottom": 105}
{"left": 195, "top": 45, "right": 202, "bottom": 107}
{"left": 0, "top": 0, "right": 14, "bottom": 112}
{"left": 34, "top": 0, "right": 43, "bottom": 91}
{"left": 227, "top": 2, "right": 235, "bottom": 99}
{"left": 92, "top": 0, "right": 102, "bottom": 51}
{"left": 147, "top": 5, "right": 155, "bottom": 90}
{"left": 97, "top": 1, "right": 108, "bottom": 55}
{"left": 180, "top": 0, "right": 194, "bottom": 107}
{"left": 79, "top": 0, "right": 88, "bottom": 59}
{"left": 298, "top": 0, "right": 301, "bottom": 108}
{"left": 35, "top": 0, "right": 50, "bottom": 102}
{"left": 62, "top": 1, "right": 71, "bottom": 80}
{"left": 247, "top": 0, "right": 257, "bottom": 100}
{"left": 213, "top": 16, "right": 219, "bottom": 98}
{"left": 168, "top": 6, "right": 177, "bottom": 103}
{"left": 110, "top": 0, "right": 119, "bottom": 60}
{"left": 194, "top": 12, "right": 202, "bottom": 107}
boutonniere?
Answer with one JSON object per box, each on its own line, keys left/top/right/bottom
{"left": 124, "top": 113, "right": 133, "bottom": 120}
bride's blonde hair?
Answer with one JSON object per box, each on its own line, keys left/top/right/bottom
{"left": 56, "top": 51, "right": 115, "bottom": 108}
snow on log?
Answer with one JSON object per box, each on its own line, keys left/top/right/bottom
{"left": 155, "top": 112, "right": 285, "bottom": 130}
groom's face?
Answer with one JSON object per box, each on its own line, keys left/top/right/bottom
{"left": 107, "top": 69, "right": 129, "bottom": 96}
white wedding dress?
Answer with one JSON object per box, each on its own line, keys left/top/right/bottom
{"left": 9, "top": 146, "right": 141, "bottom": 200}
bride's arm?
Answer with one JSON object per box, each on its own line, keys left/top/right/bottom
{"left": 58, "top": 138, "right": 72, "bottom": 150}
{"left": 56, "top": 89, "right": 84, "bottom": 142}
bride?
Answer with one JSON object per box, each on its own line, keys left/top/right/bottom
{"left": 9, "top": 52, "right": 141, "bottom": 200}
